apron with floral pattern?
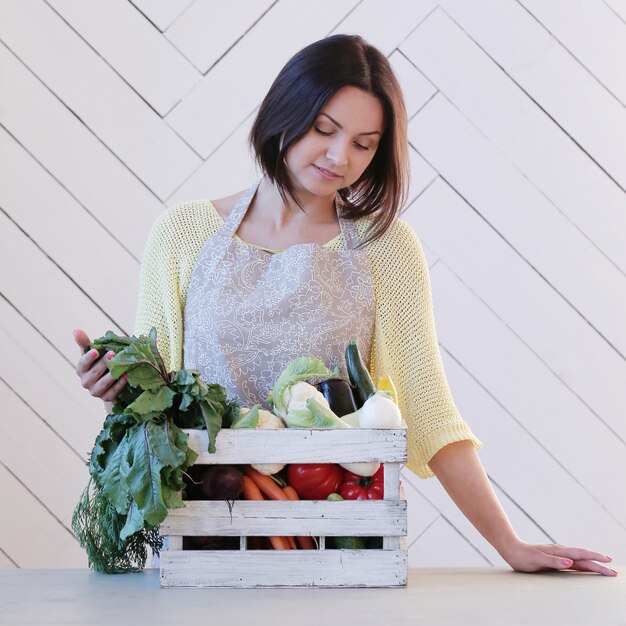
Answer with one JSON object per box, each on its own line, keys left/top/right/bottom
{"left": 183, "top": 178, "right": 375, "bottom": 408}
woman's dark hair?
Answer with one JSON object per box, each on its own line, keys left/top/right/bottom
{"left": 248, "top": 34, "right": 409, "bottom": 247}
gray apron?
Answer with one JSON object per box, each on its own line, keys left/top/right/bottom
{"left": 183, "top": 178, "right": 375, "bottom": 409}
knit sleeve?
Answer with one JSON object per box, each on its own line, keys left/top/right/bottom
{"left": 368, "top": 219, "right": 482, "bottom": 479}
{"left": 132, "top": 206, "right": 185, "bottom": 374}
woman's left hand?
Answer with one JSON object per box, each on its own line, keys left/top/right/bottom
{"left": 502, "top": 539, "right": 617, "bottom": 576}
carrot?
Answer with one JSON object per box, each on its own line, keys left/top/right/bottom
{"left": 241, "top": 476, "right": 291, "bottom": 550}
{"left": 242, "top": 475, "right": 264, "bottom": 500}
{"left": 269, "top": 536, "right": 291, "bottom": 550}
{"left": 284, "top": 485, "right": 316, "bottom": 550}
{"left": 244, "top": 466, "right": 289, "bottom": 500}
{"left": 283, "top": 485, "right": 299, "bottom": 500}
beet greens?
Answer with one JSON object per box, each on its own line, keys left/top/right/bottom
{"left": 72, "top": 328, "right": 238, "bottom": 573}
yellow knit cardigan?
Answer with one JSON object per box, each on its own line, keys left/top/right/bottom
{"left": 133, "top": 200, "right": 482, "bottom": 478}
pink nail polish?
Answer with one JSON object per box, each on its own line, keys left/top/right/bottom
{"left": 562, "top": 559, "right": 572, "bottom": 567}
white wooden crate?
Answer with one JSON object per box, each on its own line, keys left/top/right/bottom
{"left": 160, "top": 424, "right": 408, "bottom": 588}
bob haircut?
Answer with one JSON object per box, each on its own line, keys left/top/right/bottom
{"left": 248, "top": 34, "right": 409, "bottom": 247}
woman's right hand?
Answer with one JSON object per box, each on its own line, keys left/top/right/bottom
{"left": 73, "top": 328, "right": 127, "bottom": 411}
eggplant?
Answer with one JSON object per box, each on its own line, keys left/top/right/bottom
{"left": 314, "top": 377, "right": 357, "bottom": 417}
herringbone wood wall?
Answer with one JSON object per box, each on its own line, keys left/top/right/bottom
{"left": 1, "top": 0, "right": 625, "bottom": 569}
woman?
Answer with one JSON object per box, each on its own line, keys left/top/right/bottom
{"left": 74, "top": 34, "right": 616, "bottom": 576}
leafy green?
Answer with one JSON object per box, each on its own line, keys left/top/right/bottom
{"left": 72, "top": 479, "right": 162, "bottom": 574}
{"left": 107, "top": 335, "right": 167, "bottom": 392}
{"left": 231, "top": 405, "right": 260, "bottom": 429}
{"left": 283, "top": 399, "right": 351, "bottom": 429}
{"left": 124, "top": 424, "right": 168, "bottom": 526}
{"left": 124, "top": 387, "right": 177, "bottom": 422}
{"left": 73, "top": 328, "right": 236, "bottom": 574}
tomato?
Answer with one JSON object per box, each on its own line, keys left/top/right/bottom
{"left": 338, "top": 465, "right": 385, "bottom": 500}
{"left": 287, "top": 463, "right": 344, "bottom": 500}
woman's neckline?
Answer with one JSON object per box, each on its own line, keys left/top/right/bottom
{"left": 206, "top": 200, "right": 344, "bottom": 251}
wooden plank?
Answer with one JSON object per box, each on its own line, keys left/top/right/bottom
{"left": 408, "top": 94, "right": 626, "bottom": 357}
{"left": 435, "top": 0, "right": 626, "bottom": 189}
{"left": 165, "top": 0, "right": 274, "bottom": 74}
{"left": 167, "top": 111, "right": 260, "bottom": 204}
{"left": 0, "top": 211, "right": 123, "bottom": 363}
{"left": 404, "top": 178, "right": 626, "bottom": 441}
{"left": 605, "top": 0, "right": 626, "bottom": 22}
{"left": 160, "top": 549, "right": 408, "bottom": 587}
{"left": 0, "top": 379, "right": 87, "bottom": 526}
{"left": 187, "top": 427, "right": 408, "bottom": 464}
{"left": 0, "top": 551, "right": 16, "bottom": 569}
{"left": 430, "top": 262, "right": 626, "bottom": 531}
{"left": 401, "top": 9, "right": 626, "bottom": 273}
{"left": 0, "top": 297, "right": 104, "bottom": 463}
{"left": 389, "top": 49, "right": 437, "bottom": 119}
{"left": 0, "top": 1, "right": 202, "bottom": 200}
{"left": 400, "top": 470, "right": 440, "bottom": 548}
{"left": 0, "top": 464, "right": 87, "bottom": 568}
{"left": 519, "top": 0, "right": 626, "bottom": 106}
{"left": 0, "top": 127, "right": 138, "bottom": 333}
{"left": 407, "top": 146, "right": 437, "bottom": 209}
{"left": 130, "top": 0, "right": 193, "bottom": 32}
{"left": 165, "top": 0, "right": 357, "bottom": 157}
{"left": 414, "top": 350, "right": 626, "bottom": 566}
{"left": 330, "top": 0, "right": 436, "bottom": 56}
{"left": 0, "top": 41, "right": 163, "bottom": 260}
{"left": 408, "top": 516, "right": 488, "bottom": 567}
{"left": 384, "top": 462, "right": 401, "bottom": 500}
{"left": 161, "top": 499, "right": 406, "bottom": 536}
{"left": 48, "top": 0, "right": 200, "bottom": 116}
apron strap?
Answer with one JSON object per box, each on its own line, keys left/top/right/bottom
{"left": 336, "top": 195, "right": 361, "bottom": 250}
{"left": 338, "top": 216, "right": 360, "bottom": 250}
{"left": 220, "top": 179, "right": 262, "bottom": 239}
{"left": 221, "top": 178, "right": 361, "bottom": 250}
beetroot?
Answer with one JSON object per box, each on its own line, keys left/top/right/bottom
{"left": 201, "top": 465, "right": 244, "bottom": 500}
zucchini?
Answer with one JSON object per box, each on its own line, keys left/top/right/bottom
{"left": 345, "top": 340, "right": 376, "bottom": 407}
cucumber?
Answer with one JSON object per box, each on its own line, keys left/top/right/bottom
{"left": 345, "top": 340, "right": 376, "bottom": 407}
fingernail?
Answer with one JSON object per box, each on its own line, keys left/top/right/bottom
{"left": 90, "top": 349, "right": 99, "bottom": 359}
{"left": 121, "top": 373, "right": 128, "bottom": 381}
{"left": 562, "top": 559, "right": 572, "bottom": 567}
{"left": 106, "top": 351, "right": 115, "bottom": 359}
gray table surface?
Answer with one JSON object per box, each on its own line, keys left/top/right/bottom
{"left": 0, "top": 567, "right": 623, "bottom": 626}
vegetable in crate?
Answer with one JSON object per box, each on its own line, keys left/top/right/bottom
{"left": 339, "top": 465, "right": 385, "bottom": 500}
{"left": 200, "top": 465, "right": 244, "bottom": 500}
{"left": 231, "top": 405, "right": 286, "bottom": 476}
{"left": 314, "top": 377, "right": 357, "bottom": 418}
{"left": 271, "top": 356, "right": 334, "bottom": 418}
{"left": 345, "top": 340, "right": 376, "bottom": 407}
{"left": 339, "top": 391, "right": 402, "bottom": 430}
{"left": 287, "top": 463, "right": 343, "bottom": 500}
{"left": 72, "top": 328, "right": 238, "bottom": 574}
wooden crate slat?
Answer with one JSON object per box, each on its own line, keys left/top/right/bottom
{"left": 186, "top": 427, "right": 408, "bottom": 464}
{"left": 160, "top": 549, "right": 408, "bottom": 588}
{"left": 161, "top": 499, "right": 407, "bottom": 536}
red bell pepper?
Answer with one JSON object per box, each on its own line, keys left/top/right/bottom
{"left": 287, "top": 463, "right": 343, "bottom": 500}
{"left": 338, "top": 465, "right": 385, "bottom": 500}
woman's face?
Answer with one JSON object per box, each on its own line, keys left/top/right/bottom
{"left": 284, "top": 86, "right": 384, "bottom": 201}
